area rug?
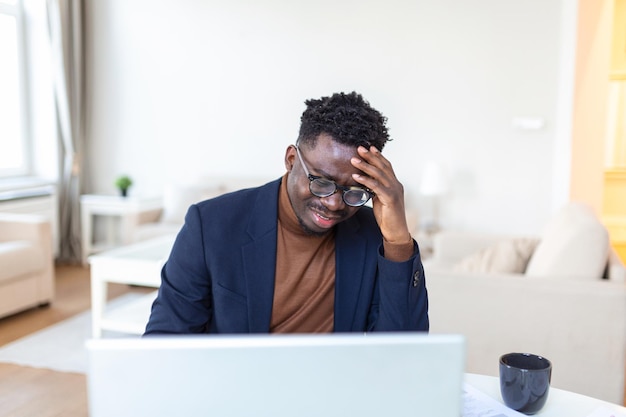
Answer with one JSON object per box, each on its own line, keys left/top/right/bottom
{"left": 0, "top": 293, "right": 148, "bottom": 374}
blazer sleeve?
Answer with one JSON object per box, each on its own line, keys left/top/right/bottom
{"left": 144, "top": 204, "right": 213, "bottom": 334}
{"left": 368, "top": 240, "right": 429, "bottom": 332}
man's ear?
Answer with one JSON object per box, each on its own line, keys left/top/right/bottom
{"left": 284, "top": 145, "right": 297, "bottom": 172}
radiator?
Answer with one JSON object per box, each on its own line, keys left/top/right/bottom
{"left": 0, "top": 184, "right": 59, "bottom": 256}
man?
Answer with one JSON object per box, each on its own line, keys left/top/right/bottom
{"left": 145, "top": 91, "right": 429, "bottom": 334}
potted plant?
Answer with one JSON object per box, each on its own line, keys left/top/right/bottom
{"left": 114, "top": 175, "right": 133, "bottom": 197}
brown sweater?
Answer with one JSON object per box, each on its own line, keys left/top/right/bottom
{"left": 271, "top": 176, "right": 335, "bottom": 333}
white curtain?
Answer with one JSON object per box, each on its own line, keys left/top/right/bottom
{"left": 47, "top": 0, "right": 85, "bottom": 263}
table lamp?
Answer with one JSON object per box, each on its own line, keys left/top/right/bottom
{"left": 419, "top": 161, "right": 448, "bottom": 234}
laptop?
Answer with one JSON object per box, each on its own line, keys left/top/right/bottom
{"left": 86, "top": 333, "right": 465, "bottom": 417}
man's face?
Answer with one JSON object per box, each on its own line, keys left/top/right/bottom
{"left": 284, "top": 133, "right": 363, "bottom": 236}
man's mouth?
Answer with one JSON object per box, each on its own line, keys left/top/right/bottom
{"left": 311, "top": 209, "right": 341, "bottom": 228}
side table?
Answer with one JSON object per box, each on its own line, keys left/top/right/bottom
{"left": 80, "top": 194, "right": 162, "bottom": 265}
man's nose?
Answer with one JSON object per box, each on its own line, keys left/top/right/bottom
{"left": 320, "top": 191, "right": 345, "bottom": 211}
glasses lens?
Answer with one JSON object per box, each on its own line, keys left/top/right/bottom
{"left": 310, "top": 178, "right": 336, "bottom": 197}
{"left": 343, "top": 189, "right": 370, "bottom": 206}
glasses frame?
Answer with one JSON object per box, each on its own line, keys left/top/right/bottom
{"left": 294, "top": 144, "right": 374, "bottom": 207}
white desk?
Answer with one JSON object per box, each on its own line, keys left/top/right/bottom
{"left": 80, "top": 194, "right": 162, "bottom": 264}
{"left": 89, "top": 235, "right": 175, "bottom": 338}
{"left": 465, "top": 373, "right": 626, "bottom": 416}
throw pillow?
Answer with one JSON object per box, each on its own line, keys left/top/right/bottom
{"left": 453, "top": 238, "right": 540, "bottom": 274}
{"left": 161, "top": 184, "right": 216, "bottom": 224}
{"left": 525, "top": 202, "right": 609, "bottom": 280}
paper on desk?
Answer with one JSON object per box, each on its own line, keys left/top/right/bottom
{"left": 462, "top": 383, "right": 526, "bottom": 417}
{"left": 585, "top": 406, "right": 626, "bottom": 417}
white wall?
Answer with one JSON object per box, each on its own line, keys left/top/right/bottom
{"left": 85, "top": 0, "right": 574, "bottom": 235}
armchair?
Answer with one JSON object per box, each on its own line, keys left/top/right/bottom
{"left": 0, "top": 213, "right": 55, "bottom": 318}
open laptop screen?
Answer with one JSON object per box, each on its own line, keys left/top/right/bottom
{"left": 87, "top": 332, "right": 465, "bottom": 417}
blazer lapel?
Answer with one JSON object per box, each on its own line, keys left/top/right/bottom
{"left": 241, "top": 180, "right": 280, "bottom": 333}
{"left": 334, "top": 215, "right": 367, "bottom": 331}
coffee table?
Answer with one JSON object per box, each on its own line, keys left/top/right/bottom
{"left": 89, "top": 235, "right": 176, "bottom": 338}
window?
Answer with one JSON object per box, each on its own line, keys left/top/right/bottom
{"left": 0, "top": 0, "right": 29, "bottom": 177}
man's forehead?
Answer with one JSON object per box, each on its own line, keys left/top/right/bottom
{"left": 302, "top": 139, "right": 363, "bottom": 184}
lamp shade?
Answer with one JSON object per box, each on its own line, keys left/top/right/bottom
{"left": 419, "top": 162, "right": 448, "bottom": 196}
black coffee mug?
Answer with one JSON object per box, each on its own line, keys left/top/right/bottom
{"left": 499, "top": 353, "right": 552, "bottom": 415}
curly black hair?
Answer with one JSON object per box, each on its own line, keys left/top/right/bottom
{"left": 297, "top": 92, "right": 391, "bottom": 151}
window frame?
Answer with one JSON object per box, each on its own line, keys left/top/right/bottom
{"left": 0, "top": 0, "right": 32, "bottom": 178}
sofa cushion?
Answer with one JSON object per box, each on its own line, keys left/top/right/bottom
{"left": 525, "top": 202, "right": 609, "bottom": 280}
{"left": 161, "top": 183, "right": 223, "bottom": 224}
{"left": 0, "top": 241, "right": 45, "bottom": 283}
{"left": 453, "top": 238, "right": 539, "bottom": 274}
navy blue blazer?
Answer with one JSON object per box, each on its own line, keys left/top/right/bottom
{"left": 144, "top": 178, "right": 429, "bottom": 334}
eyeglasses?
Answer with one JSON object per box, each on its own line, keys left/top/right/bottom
{"left": 295, "top": 145, "right": 373, "bottom": 207}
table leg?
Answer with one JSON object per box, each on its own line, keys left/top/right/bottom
{"left": 120, "top": 213, "right": 140, "bottom": 245}
{"left": 81, "top": 206, "right": 92, "bottom": 266}
{"left": 90, "top": 270, "right": 108, "bottom": 339}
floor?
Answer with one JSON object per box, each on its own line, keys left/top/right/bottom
{"left": 0, "top": 264, "right": 153, "bottom": 417}
{"left": 0, "top": 363, "right": 88, "bottom": 416}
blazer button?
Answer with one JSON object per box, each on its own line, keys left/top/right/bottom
{"left": 412, "top": 270, "right": 420, "bottom": 287}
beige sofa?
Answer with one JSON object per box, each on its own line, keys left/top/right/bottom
{"left": 0, "top": 213, "right": 55, "bottom": 318}
{"left": 133, "top": 177, "right": 272, "bottom": 242}
{"left": 423, "top": 202, "right": 626, "bottom": 404}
